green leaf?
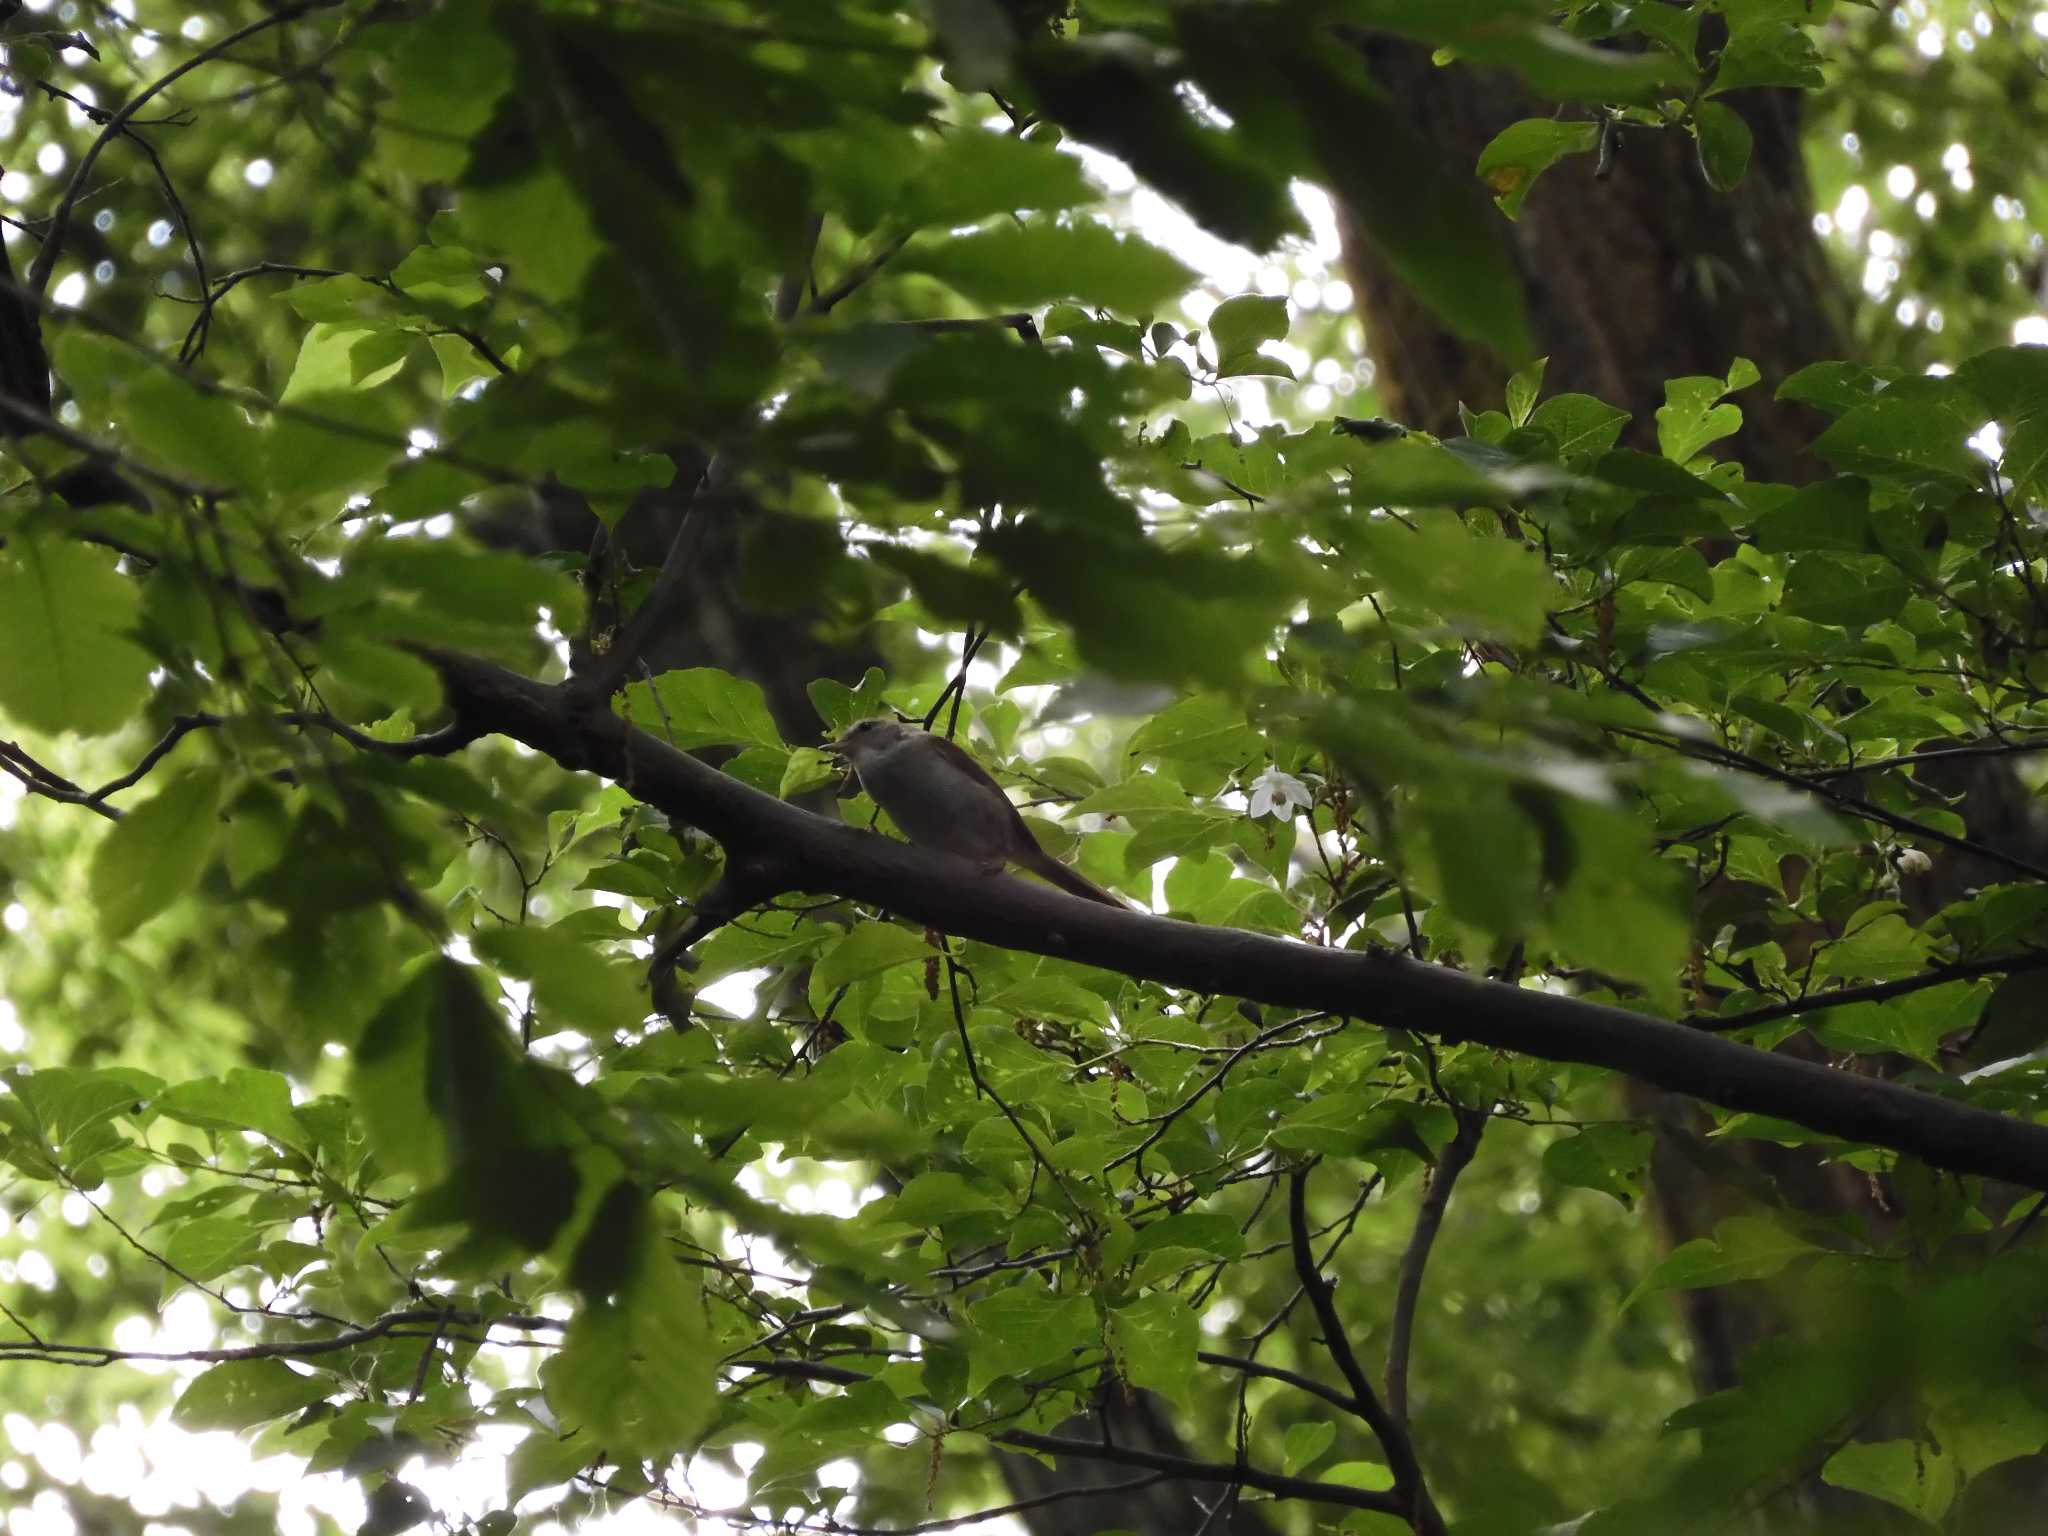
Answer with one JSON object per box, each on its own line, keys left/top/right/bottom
{"left": 894, "top": 130, "right": 1094, "bottom": 226}
{"left": 474, "top": 923, "right": 649, "bottom": 1036}
{"left": 266, "top": 388, "right": 407, "bottom": 505}
{"left": 780, "top": 746, "right": 842, "bottom": 799}
{"left": 90, "top": 769, "right": 226, "bottom": 939}
{"left": 161, "top": 1213, "right": 266, "bottom": 1287}
{"left": 0, "top": 537, "right": 154, "bottom": 737}
{"left": 1282, "top": 1420, "right": 1337, "bottom": 1474}
{"left": 1542, "top": 1124, "right": 1652, "bottom": 1207}
{"left": 282, "top": 274, "right": 395, "bottom": 326}
{"left": 1505, "top": 355, "right": 1547, "bottom": 428}
{"left": 172, "top": 1360, "right": 331, "bottom": 1432}
{"left": 617, "top": 668, "right": 785, "bottom": 751}
{"left": 900, "top": 222, "right": 1195, "bottom": 314}
{"left": 430, "top": 333, "right": 498, "bottom": 399}
{"left": 1356, "top": 516, "right": 1555, "bottom": 643}
{"left": 548, "top": 1237, "right": 714, "bottom": 1461}
{"left": 1656, "top": 371, "right": 1749, "bottom": 464}
{"left": 1750, "top": 476, "right": 1872, "bottom": 552}
{"left": 120, "top": 369, "right": 264, "bottom": 490}
{"left": 1125, "top": 695, "right": 1263, "bottom": 785}
{"left": 1527, "top": 393, "right": 1630, "bottom": 467}
{"left": 1810, "top": 906, "right": 1933, "bottom": 982}
{"left": 1477, "top": 119, "right": 1598, "bottom": 219}
{"left": 885, "top": 1171, "right": 1003, "bottom": 1227}
{"left": 1106, "top": 1293, "right": 1198, "bottom": 1406}
{"left": 1, "top": 1065, "right": 159, "bottom": 1174}
{"left": 507, "top": 1429, "right": 600, "bottom": 1503}
{"left": 1710, "top": 21, "right": 1825, "bottom": 93}
{"left": 391, "top": 243, "right": 490, "bottom": 309}
{"left": 965, "top": 1285, "right": 1095, "bottom": 1393}
{"left": 1621, "top": 1215, "right": 1818, "bottom": 1312}
{"left": 1778, "top": 554, "right": 1908, "bottom": 631}
{"left": 1776, "top": 360, "right": 1900, "bottom": 415}
{"left": 1810, "top": 377, "right": 1987, "bottom": 486}
{"left": 155, "top": 1069, "right": 305, "bottom": 1152}
{"left": 1821, "top": 1439, "right": 1957, "bottom": 1525}
{"left": 1693, "top": 101, "right": 1753, "bottom": 191}
{"left": 1207, "top": 294, "right": 1290, "bottom": 375}
{"left": 814, "top": 922, "right": 932, "bottom": 991}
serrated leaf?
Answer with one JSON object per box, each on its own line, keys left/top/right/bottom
{"left": 618, "top": 668, "right": 785, "bottom": 751}
{"left": 1106, "top": 1293, "right": 1198, "bottom": 1405}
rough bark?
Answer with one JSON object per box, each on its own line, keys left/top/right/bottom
{"left": 1341, "top": 39, "right": 1849, "bottom": 480}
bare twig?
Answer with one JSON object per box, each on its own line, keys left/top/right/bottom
{"left": 1108, "top": 1013, "right": 1339, "bottom": 1173}
{"left": 31, "top": 2, "right": 332, "bottom": 296}
{"left": 1384, "top": 1108, "right": 1484, "bottom": 1427}
{"left": 1687, "top": 950, "right": 2048, "bottom": 1033}
{"left": 810, "top": 232, "right": 910, "bottom": 314}
{"left": 1289, "top": 1165, "right": 1444, "bottom": 1535}
{"left": 947, "top": 954, "right": 1084, "bottom": 1213}
{"left": 0, "top": 1306, "right": 563, "bottom": 1369}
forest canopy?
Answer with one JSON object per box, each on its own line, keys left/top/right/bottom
{"left": 3, "top": 2, "right": 2048, "bottom": 1535}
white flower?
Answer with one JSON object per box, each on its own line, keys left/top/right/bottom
{"left": 1247, "top": 767, "right": 1312, "bottom": 821}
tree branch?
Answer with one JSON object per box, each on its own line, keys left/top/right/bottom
{"left": 1195, "top": 1349, "right": 1365, "bottom": 1417}
{"left": 1288, "top": 1167, "right": 1443, "bottom": 1535}
{"left": 1384, "top": 1108, "right": 1484, "bottom": 1427}
{"left": 731, "top": 1357, "right": 1403, "bottom": 1514}
{"left": 989, "top": 1429, "right": 1402, "bottom": 1516}
{"left": 411, "top": 647, "right": 2048, "bottom": 1193}
{"left": 1686, "top": 950, "right": 2048, "bottom": 1033}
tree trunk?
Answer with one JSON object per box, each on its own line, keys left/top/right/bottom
{"left": 1341, "top": 39, "right": 1849, "bottom": 480}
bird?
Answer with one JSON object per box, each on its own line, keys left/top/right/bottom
{"left": 829, "top": 716, "right": 1124, "bottom": 907}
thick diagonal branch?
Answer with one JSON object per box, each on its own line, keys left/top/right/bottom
{"left": 423, "top": 649, "right": 2048, "bottom": 1194}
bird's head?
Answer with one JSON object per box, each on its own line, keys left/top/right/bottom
{"left": 828, "top": 715, "right": 914, "bottom": 765}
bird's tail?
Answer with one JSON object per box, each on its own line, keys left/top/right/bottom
{"left": 1024, "top": 849, "right": 1127, "bottom": 908}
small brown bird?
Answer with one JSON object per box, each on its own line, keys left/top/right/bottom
{"left": 830, "top": 717, "right": 1123, "bottom": 907}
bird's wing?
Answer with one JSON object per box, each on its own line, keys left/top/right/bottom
{"left": 925, "top": 732, "right": 1124, "bottom": 906}
{"left": 922, "top": 730, "right": 1007, "bottom": 787}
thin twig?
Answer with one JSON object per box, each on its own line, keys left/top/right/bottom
{"left": 31, "top": 2, "right": 331, "bottom": 296}
{"left": 1687, "top": 950, "right": 2048, "bottom": 1033}
{"left": 946, "top": 954, "right": 1084, "bottom": 1213}
{"left": 1108, "top": 1013, "right": 1338, "bottom": 1173}
{"left": 1289, "top": 1166, "right": 1444, "bottom": 1535}
{"left": 810, "top": 232, "right": 910, "bottom": 314}
{"left": 1384, "top": 1108, "right": 1484, "bottom": 1427}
